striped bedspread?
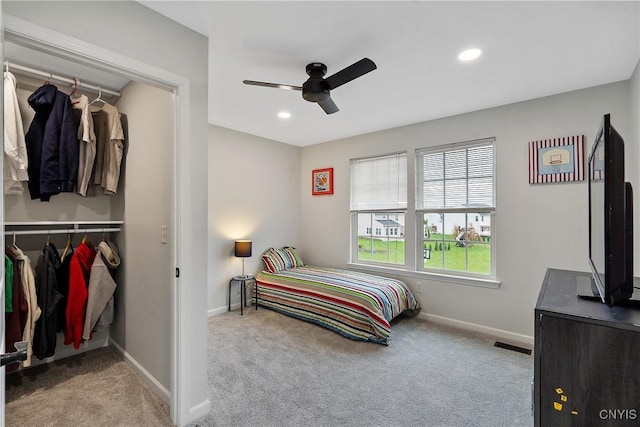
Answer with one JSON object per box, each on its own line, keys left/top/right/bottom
{"left": 255, "top": 266, "right": 421, "bottom": 345}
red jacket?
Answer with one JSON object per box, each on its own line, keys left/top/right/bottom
{"left": 64, "top": 242, "right": 96, "bottom": 349}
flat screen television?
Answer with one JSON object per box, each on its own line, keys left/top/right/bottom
{"left": 587, "top": 113, "right": 635, "bottom": 306}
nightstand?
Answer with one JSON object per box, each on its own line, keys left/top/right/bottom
{"left": 228, "top": 275, "right": 257, "bottom": 315}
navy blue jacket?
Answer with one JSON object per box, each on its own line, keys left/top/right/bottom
{"left": 25, "top": 84, "right": 78, "bottom": 201}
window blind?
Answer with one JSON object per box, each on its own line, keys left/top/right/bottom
{"left": 350, "top": 152, "right": 407, "bottom": 210}
{"left": 417, "top": 140, "right": 494, "bottom": 210}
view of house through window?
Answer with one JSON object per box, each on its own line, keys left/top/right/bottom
{"left": 356, "top": 212, "right": 405, "bottom": 264}
{"left": 416, "top": 138, "right": 495, "bottom": 277}
{"left": 421, "top": 212, "right": 492, "bottom": 274}
{"left": 349, "top": 140, "right": 494, "bottom": 280}
{"left": 350, "top": 152, "right": 407, "bottom": 266}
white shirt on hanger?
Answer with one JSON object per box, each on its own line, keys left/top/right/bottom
{"left": 3, "top": 71, "right": 29, "bottom": 194}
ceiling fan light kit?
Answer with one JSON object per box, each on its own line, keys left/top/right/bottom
{"left": 243, "top": 57, "right": 377, "bottom": 115}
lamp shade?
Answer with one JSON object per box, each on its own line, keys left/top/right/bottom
{"left": 234, "top": 240, "right": 252, "bottom": 258}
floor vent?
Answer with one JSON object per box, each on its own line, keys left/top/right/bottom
{"left": 494, "top": 341, "right": 532, "bottom": 355}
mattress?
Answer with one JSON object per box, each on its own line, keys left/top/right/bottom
{"left": 255, "top": 265, "right": 421, "bottom": 345}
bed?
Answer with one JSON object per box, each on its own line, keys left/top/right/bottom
{"left": 255, "top": 247, "right": 421, "bottom": 345}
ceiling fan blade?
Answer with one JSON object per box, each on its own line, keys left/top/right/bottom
{"left": 325, "top": 58, "right": 377, "bottom": 90}
{"left": 242, "top": 80, "right": 302, "bottom": 91}
{"left": 318, "top": 97, "right": 339, "bottom": 114}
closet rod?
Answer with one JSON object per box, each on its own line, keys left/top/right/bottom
{"left": 4, "top": 60, "right": 122, "bottom": 97}
{"left": 4, "top": 228, "right": 120, "bottom": 237}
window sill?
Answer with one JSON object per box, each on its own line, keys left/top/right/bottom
{"left": 346, "top": 263, "right": 501, "bottom": 289}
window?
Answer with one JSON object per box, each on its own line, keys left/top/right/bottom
{"left": 416, "top": 139, "right": 495, "bottom": 277}
{"left": 351, "top": 152, "right": 407, "bottom": 265}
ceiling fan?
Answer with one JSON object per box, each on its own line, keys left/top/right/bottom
{"left": 243, "top": 58, "right": 377, "bottom": 114}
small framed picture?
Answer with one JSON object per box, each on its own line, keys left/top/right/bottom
{"left": 312, "top": 167, "right": 333, "bottom": 195}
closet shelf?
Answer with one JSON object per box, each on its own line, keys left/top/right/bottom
{"left": 4, "top": 221, "right": 123, "bottom": 236}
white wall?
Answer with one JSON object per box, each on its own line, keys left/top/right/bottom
{"left": 4, "top": 1, "right": 209, "bottom": 423}
{"left": 208, "top": 125, "right": 301, "bottom": 314}
{"left": 299, "top": 81, "right": 634, "bottom": 341}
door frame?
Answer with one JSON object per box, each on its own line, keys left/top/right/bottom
{"left": 1, "top": 14, "right": 194, "bottom": 426}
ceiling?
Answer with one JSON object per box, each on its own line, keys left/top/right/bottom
{"left": 6, "top": 2, "right": 638, "bottom": 148}
{"left": 138, "top": 1, "right": 639, "bottom": 147}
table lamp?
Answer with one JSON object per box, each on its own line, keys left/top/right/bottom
{"left": 234, "top": 240, "right": 252, "bottom": 278}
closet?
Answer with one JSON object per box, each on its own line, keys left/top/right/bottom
{"left": 3, "top": 39, "right": 175, "bottom": 416}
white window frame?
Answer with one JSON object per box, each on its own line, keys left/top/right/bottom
{"left": 415, "top": 138, "right": 496, "bottom": 280}
{"left": 350, "top": 152, "right": 407, "bottom": 267}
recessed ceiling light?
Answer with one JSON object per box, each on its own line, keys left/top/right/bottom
{"left": 278, "top": 111, "right": 291, "bottom": 119}
{"left": 458, "top": 48, "right": 482, "bottom": 62}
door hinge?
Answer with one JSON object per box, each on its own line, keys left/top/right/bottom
{"left": 176, "top": 268, "right": 180, "bottom": 278}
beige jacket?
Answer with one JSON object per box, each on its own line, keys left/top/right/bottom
{"left": 10, "top": 246, "right": 41, "bottom": 367}
{"left": 83, "top": 240, "right": 120, "bottom": 339}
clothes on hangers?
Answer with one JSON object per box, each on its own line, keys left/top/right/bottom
{"left": 101, "top": 103, "right": 125, "bottom": 194}
{"left": 33, "top": 242, "right": 64, "bottom": 360}
{"left": 5, "top": 254, "right": 14, "bottom": 313}
{"left": 3, "top": 234, "right": 121, "bottom": 368}
{"left": 4, "top": 63, "right": 128, "bottom": 368}
{"left": 57, "top": 243, "right": 73, "bottom": 333}
{"left": 4, "top": 248, "right": 28, "bottom": 373}
{"left": 64, "top": 241, "right": 96, "bottom": 349}
{"left": 87, "top": 110, "right": 108, "bottom": 196}
{"left": 6, "top": 244, "right": 41, "bottom": 367}
{"left": 25, "top": 84, "right": 79, "bottom": 202}
{"left": 3, "top": 71, "right": 29, "bottom": 194}
{"left": 9, "top": 70, "right": 128, "bottom": 199}
{"left": 73, "top": 94, "right": 97, "bottom": 196}
{"left": 90, "top": 101, "right": 125, "bottom": 195}
{"left": 83, "top": 240, "right": 120, "bottom": 339}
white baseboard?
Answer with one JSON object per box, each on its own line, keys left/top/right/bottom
{"left": 206, "top": 305, "right": 536, "bottom": 349}
{"left": 189, "top": 399, "right": 211, "bottom": 422}
{"left": 208, "top": 306, "right": 229, "bottom": 317}
{"left": 109, "top": 339, "right": 171, "bottom": 403}
{"left": 419, "top": 312, "right": 534, "bottom": 349}
{"left": 208, "top": 302, "right": 252, "bottom": 317}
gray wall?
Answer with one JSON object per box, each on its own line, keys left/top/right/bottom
{"left": 208, "top": 125, "right": 301, "bottom": 314}
{"left": 4, "top": 1, "right": 209, "bottom": 422}
{"left": 112, "top": 81, "right": 173, "bottom": 391}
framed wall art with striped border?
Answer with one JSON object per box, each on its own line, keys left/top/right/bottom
{"left": 528, "top": 135, "right": 585, "bottom": 184}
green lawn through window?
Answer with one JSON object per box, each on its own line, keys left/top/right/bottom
{"left": 357, "top": 237, "right": 404, "bottom": 264}
{"left": 358, "top": 235, "right": 491, "bottom": 274}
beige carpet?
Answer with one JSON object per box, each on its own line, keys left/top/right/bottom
{"left": 5, "top": 346, "right": 172, "bottom": 427}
